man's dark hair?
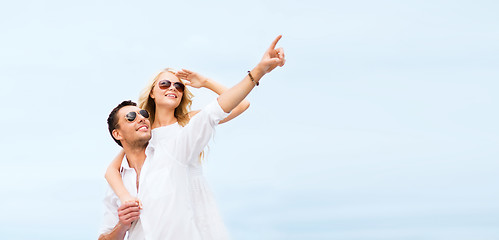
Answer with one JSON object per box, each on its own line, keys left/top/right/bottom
{"left": 107, "top": 100, "right": 137, "bottom": 147}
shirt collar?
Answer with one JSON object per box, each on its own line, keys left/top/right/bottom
{"left": 145, "top": 143, "right": 155, "bottom": 158}
{"left": 120, "top": 154, "right": 133, "bottom": 172}
{"left": 121, "top": 144, "right": 155, "bottom": 172}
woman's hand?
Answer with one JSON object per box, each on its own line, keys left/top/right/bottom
{"left": 255, "top": 35, "right": 286, "bottom": 74}
{"left": 176, "top": 69, "right": 209, "bottom": 89}
{"left": 120, "top": 195, "right": 143, "bottom": 209}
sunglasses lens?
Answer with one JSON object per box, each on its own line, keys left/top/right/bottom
{"left": 139, "top": 110, "right": 150, "bottom": 118}
{"left": 174, "top": 82, "right": 185, "bottom": 92}
{"left": 158, "top": 80, "right": 171, "bottom": 90}
{"left": 125, "top": 112, "right": 137, "bottom": 122}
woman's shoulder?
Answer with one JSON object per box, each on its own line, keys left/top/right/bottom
{"left": 188, "top": 110, "right": 201, "bottom": 118}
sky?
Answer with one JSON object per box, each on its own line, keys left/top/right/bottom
{"left": 0, "top": 0, "right": 498, "bottom": 239}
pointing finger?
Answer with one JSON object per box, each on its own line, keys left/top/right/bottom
{"left": 268, "top": 35, "right": 282, "bottom": 51}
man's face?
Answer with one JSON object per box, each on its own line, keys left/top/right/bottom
{"left": 113, "top": 105, "right": 151, "bottom": 147}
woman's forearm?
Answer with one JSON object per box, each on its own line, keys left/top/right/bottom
{"left": 105, "top": 151, "right": 133, "bottom": 203}
{"left": 217, "top": 35, "right": 285, "bottom": 112}
{"left": 204, "top": 78, "right": 227, "bottom": 95}
{"left": 217, "top": 67, "right": 265, "bottom": 113}
{"left": 204, "top": 78, "right": 250, "bottom": 123}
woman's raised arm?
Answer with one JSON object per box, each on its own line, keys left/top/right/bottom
{"left": 217, "top": 35, "right": 285, "bottom": 113}
{"left": 176, "top": 69, "right": 250, "bottom": 123}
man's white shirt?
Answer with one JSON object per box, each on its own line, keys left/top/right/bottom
{"left": 99, "top": 100, "right": 229, "bottom": 239}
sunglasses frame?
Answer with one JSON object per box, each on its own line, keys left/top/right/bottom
{"left": 158, "top": 79, "right": 185, "bottom": 92}
{"left": 123, "top": 109, "right": 150, "bottom": 123}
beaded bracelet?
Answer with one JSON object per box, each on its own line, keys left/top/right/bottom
{"left": 248, "top": 71, "right": 259, "bottom": 86}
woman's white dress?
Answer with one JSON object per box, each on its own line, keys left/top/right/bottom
{"left": 148, "top": 100, "right": 230, "bottom": 240}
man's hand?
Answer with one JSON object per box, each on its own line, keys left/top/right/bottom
{"left": 98, "top": 201, "right": 141, "bottom": 240}
{"left": 117, "top": 201, "right": 141, "bottom": 230}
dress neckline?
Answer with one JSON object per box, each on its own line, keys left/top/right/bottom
{"left": 152, "top": 122, "right": 179, "bottom": 131}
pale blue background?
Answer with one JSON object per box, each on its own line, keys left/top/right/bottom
{"left": 0, "top": 0, "right": 498, "bottom": 239}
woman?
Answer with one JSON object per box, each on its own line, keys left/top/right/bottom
{"left": 105, "top": 35, "right": 285, "bottom": 239}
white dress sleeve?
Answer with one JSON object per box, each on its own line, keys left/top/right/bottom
{"left": 174, "top": 99, "right": 230, "bottom": 165}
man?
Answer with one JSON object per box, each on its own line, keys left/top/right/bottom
{"left": 98, "top": 35, "right": 285, "bottom": 239}
{"left": 99, "top": 100, "right": 150, "bottom": 239}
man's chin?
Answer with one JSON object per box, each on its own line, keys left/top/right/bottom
{"left": 140, "top": 134, "right": 152, "bottom": 142}
{"left": 133, "top": 134, "right": 151, "bottom": 147}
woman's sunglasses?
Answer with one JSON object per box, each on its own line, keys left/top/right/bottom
{"left": 124, "top": 110, "right": 150, "bottom": 122}
{"left": 158, "top": 80, "right": 185, "bottom": 92}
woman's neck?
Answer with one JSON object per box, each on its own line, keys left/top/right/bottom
{"left": 152, "top": 106, "right": 178, "bottom": 129}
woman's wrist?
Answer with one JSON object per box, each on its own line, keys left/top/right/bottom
{"left": 203, "top": 77, "right": 215, "bottom": 90}
{"left": 119, "top": 193, "right": 135, "bottom": 204}
{"left": 251, "top": 65, "right": 266, "bottom": 82}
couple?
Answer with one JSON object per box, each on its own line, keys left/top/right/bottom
{"left": 98, "top": 36, "right": 286, "bottom": 240}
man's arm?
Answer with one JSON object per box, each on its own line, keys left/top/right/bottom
{"left": 98, "top": 223, "right": 128, "bottom": 240}
{"left": 98, "top": 201, "right": 141, "bottom": 240}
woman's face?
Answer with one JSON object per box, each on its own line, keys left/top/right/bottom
{"left": 150, "top": 71, "right": 184, "bottom": 109}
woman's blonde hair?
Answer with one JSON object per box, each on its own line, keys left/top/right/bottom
{"left": 138, "top": 68, "right": 205, "bottom": 161}
{"left": 137, "top": 68, "right": 194, "bottom": 127}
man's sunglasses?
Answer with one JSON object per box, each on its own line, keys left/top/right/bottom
{"left": 124, "top": 110, "right": 150, "bottom": 122}
{"left": 158, "top": 80, "right": 185, "bottom": 92}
